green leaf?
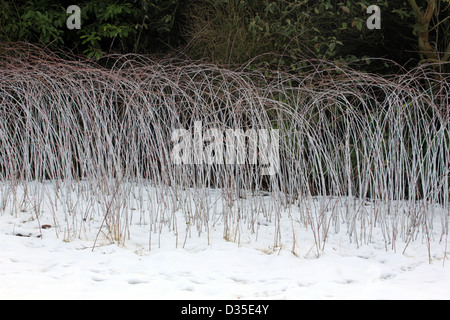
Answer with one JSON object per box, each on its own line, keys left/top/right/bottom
{"left": 329, "top": 42, "right": 336, "bottom": 52}
{"left": 356, "top": 20, "right": 363, "bottom": 31}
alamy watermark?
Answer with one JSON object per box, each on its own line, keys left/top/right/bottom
{"left": 171, "top": 122, "right": 280, "bottom": 176}
{"left": 66, "top": 4, "right": 380, "bottom": 31}
{"left": 367, "top": 5, "right": 381, "bottom": 30}
{"left": 66, "top": 5, "right": 81, "bottom": 30}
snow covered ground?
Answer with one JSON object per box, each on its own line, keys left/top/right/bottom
{"left": 0, "top": 184, "right": 449, "bottom": 300}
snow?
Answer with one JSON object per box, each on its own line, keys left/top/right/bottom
{"left": 0, "top": 184, "right": 449, "bottom": 300}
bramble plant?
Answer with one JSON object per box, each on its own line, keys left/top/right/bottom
{"left": 0, "top": 43, "right": 448, "bottom": 256}
{"left": 0, "top": 2, "right": 448, "bottom": 260}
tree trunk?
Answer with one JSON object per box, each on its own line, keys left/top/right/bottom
{"left": 408, "top": 0, "right": 439, "bottom": 61}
